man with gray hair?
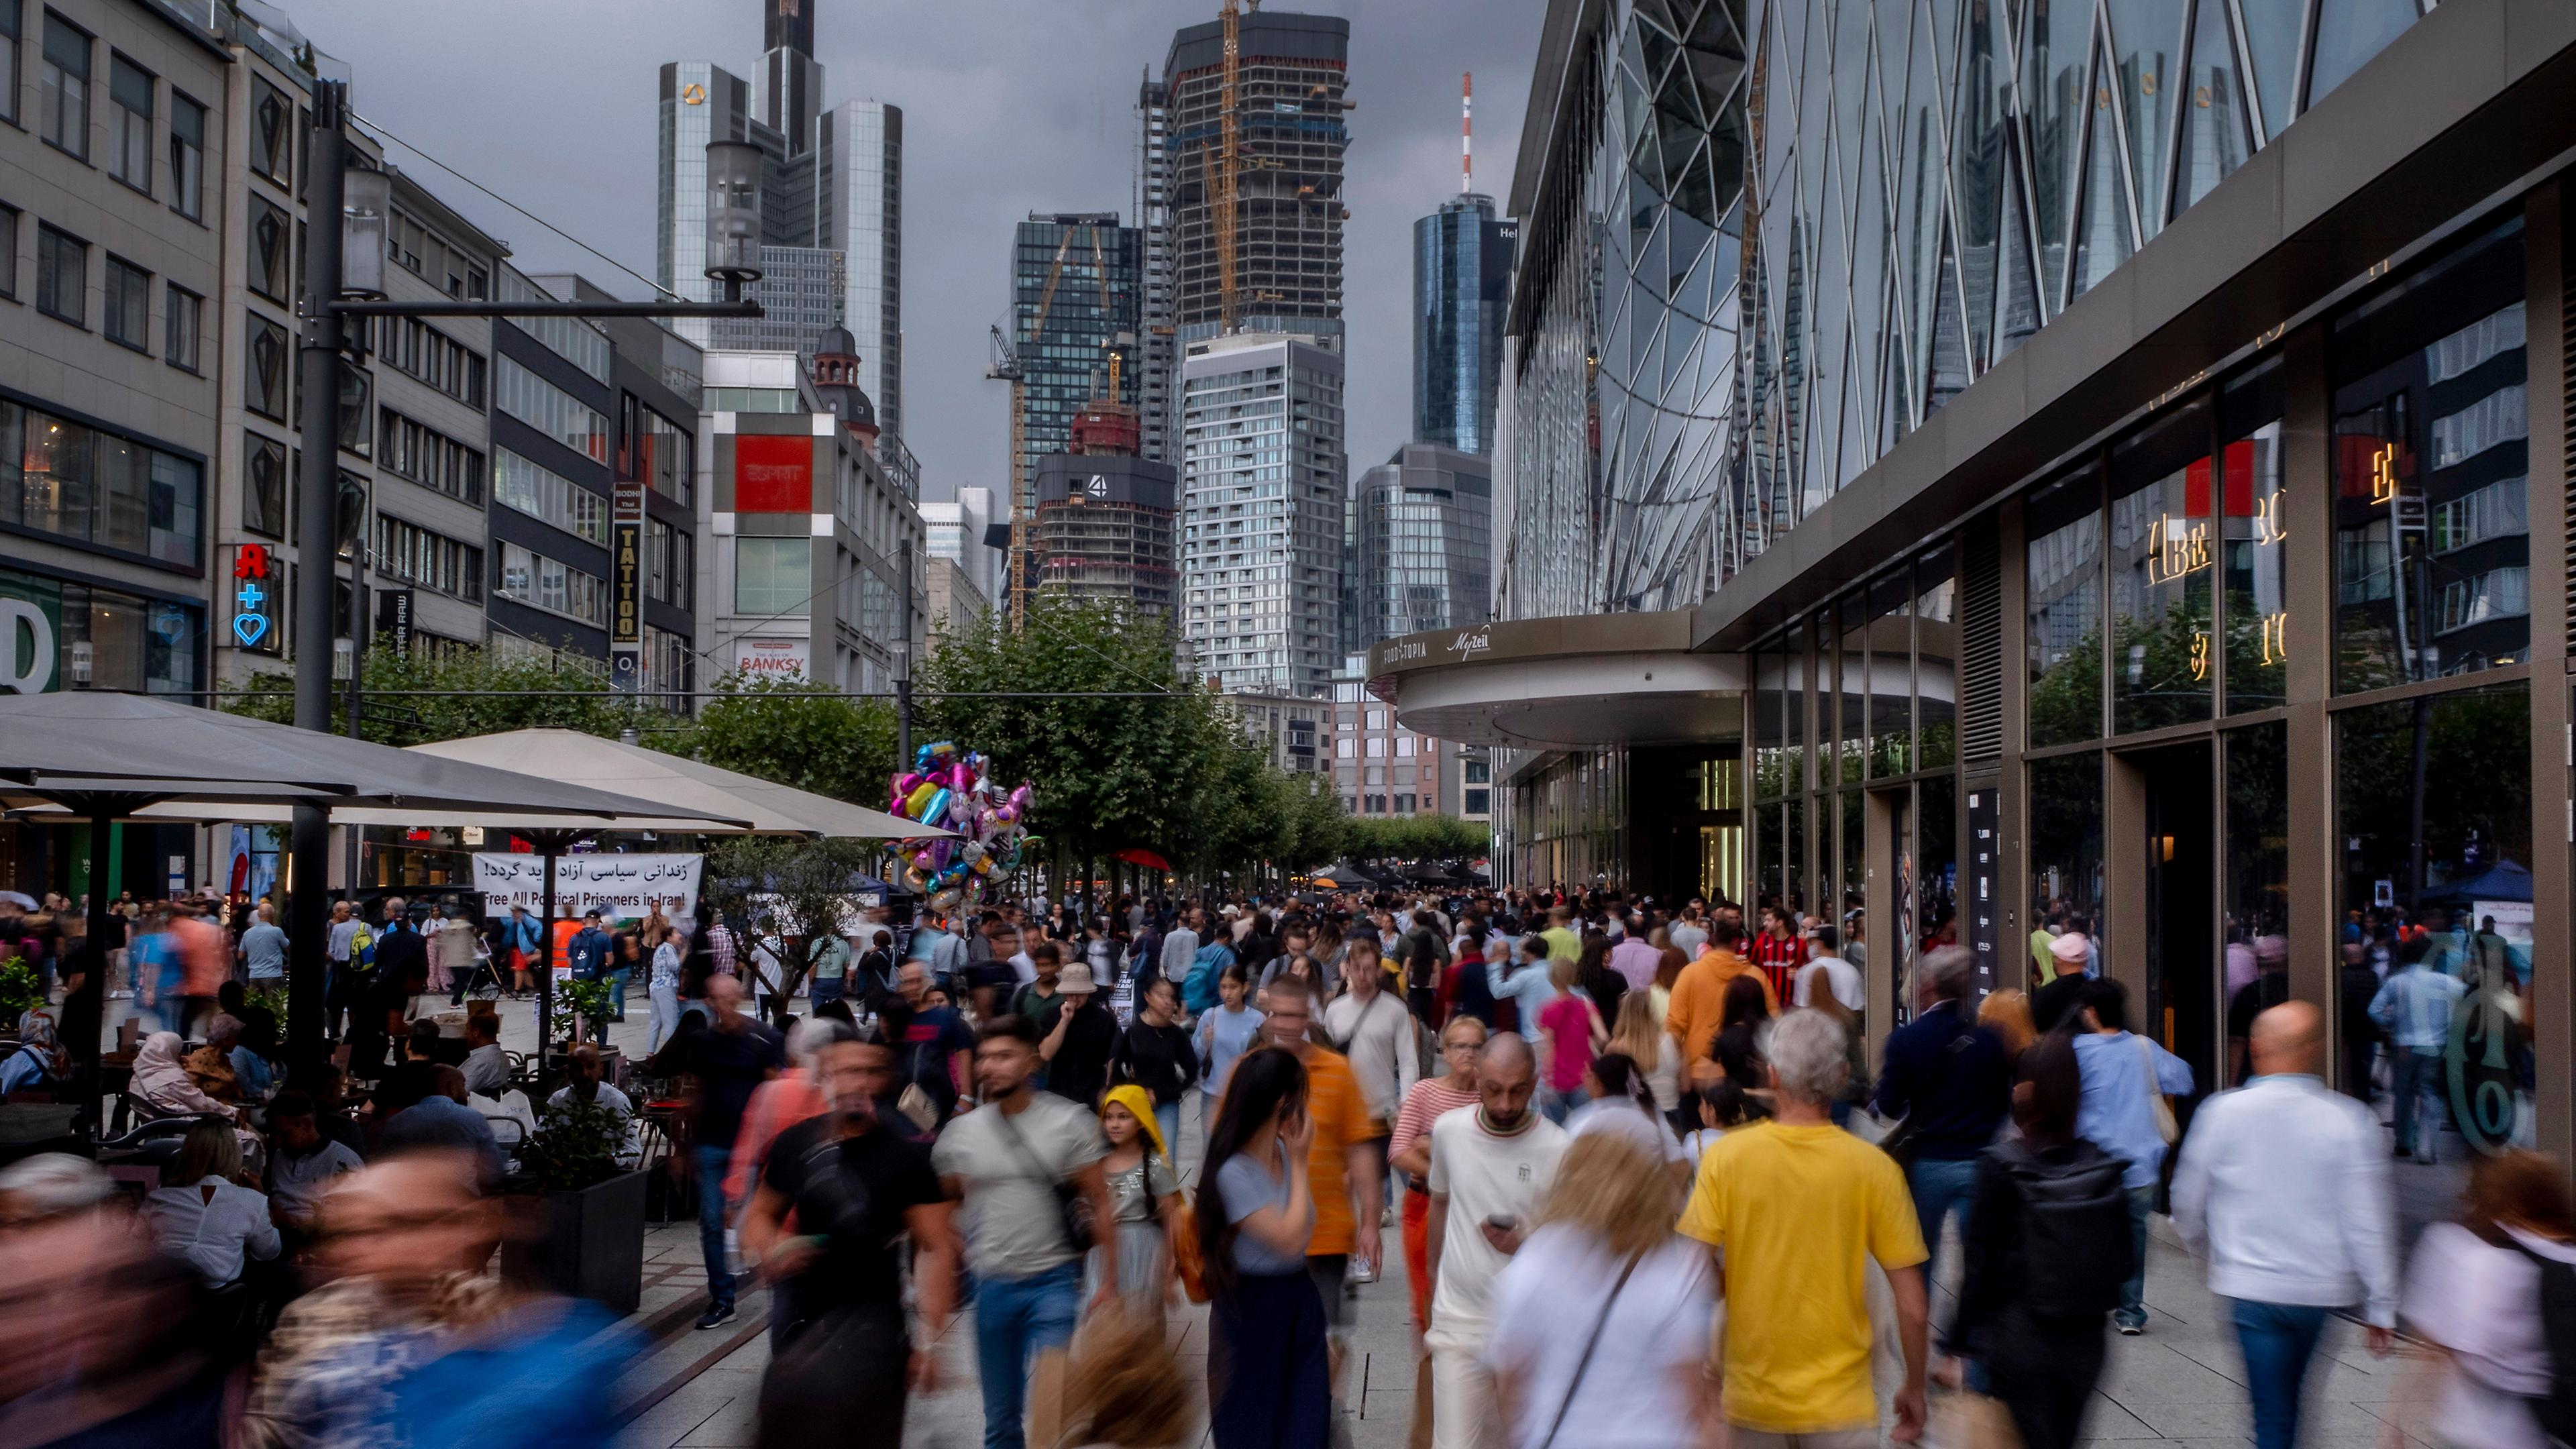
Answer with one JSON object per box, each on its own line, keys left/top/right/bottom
{"left": 1681, "top": 1010, "right": 1931, "bottom": 1446}
{"left": 1872, "top": 947, "right": 2012, "bottom": 1278}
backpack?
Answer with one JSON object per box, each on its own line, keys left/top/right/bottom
{"left": 1998, "top": 1138, "right": 2134, "bottom": 1317}
{"left": 1183, "top": 942, "right": 1235, "bottom": 1016}
{"left": 349, "top": 924, "right": 376, "bottom": 973}
{"left": 2505, "top": 1238, "right": 2576, "bottom": 1446}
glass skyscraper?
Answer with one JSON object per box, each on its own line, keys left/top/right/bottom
{"left": 1412, "top": 195, "right": 1515, "bottom": 455}
{"left": 1010, "top": 215, "right": 1144, "bottom": 521}
{"left": 1354, "top": 443, "right": 1491, "bottom": 645}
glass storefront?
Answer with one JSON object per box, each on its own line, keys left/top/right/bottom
{"left": 2027, "top": 466, "right": 2104, "bottom": 746}
{"left": 0, "top": 568, "right": 201, "bottom": 695}
{"left": 2027, "top": 751, "right": 2104, "bottom": 978}
{"left": 2109, "top": 397, "right": 2216, "bottom": 734}
{"left": 2220, "top": 362, "right": 2290, "bottom": 714}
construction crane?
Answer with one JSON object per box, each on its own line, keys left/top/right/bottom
{"left": 991, "top": 221, "right": 1117, "bottom": 626}
{"left": 1212, "top": 0, "right": 1258, "bottom": 332}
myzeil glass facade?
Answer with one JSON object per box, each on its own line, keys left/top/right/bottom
{"left": 1471, "top": 0, "right": 2576, "bottom": 1184}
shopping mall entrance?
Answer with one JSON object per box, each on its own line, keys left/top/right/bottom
{"left": 2114, "top": 743, "right": 2217, "bottom": 1123}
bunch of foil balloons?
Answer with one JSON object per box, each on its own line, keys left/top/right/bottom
{"left": 890, "top": 740, "right": 1035, "bottom": 911}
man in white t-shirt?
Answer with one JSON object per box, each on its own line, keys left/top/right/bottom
{"left": 1794, "top": 923, "right": 1866, "bottom": 1013}
{"left": 1424, "top": 1032, "right": 1567, "bottom": 1449}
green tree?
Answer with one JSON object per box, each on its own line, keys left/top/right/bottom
{"left": 699, "top": 836, "right": 883, "bottom": 1026}
{"left": 655, "top": 673, "right": 896, "bottom": 806}
{"left": 222, "top": 639, "right": 659, "bottom": 745}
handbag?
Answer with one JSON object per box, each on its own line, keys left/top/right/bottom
{"left": 1171, "top": 1197, "right": 1210, "bottom": 1304}
{"left": 2132, "top": 1034, "right": 2178, "bottom": 1144}
{"left": 1535, "top": 1251, "right": 1643, "bottom": 1449}
{"left": 994, "top": 1105, "right": 1096, "bottom": 1253}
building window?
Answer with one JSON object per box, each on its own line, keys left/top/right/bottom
{"left": 647, "top": 517, "right": 693, "bottom": 609}
{"left": 0, "top": 1, "right": 19, "bottom": 127}
{"left": 0, "top": 400, "right": 201, "bottom": 566}
{"left": 246, "top": 317, "right": 288, "bottom": 420}
{"left": 167, "top": 91, "right": 205, "bottom": 220}
{"left": 2026, "top": 466, "right": 2104, "bottom": 747}
{"left": 496, "top": 541, "right": 603, "bottom": 625}
{"left": 380, "top": 409, "right": 484, "bottom": 504}
{"left": 493, "top": 447, "right": 606, "bottom": 543}
{"left": 374, "top": 317, "right": 486, "bottom": 408}
{"left": 107, "top": 52, "right": 150, "bottom": 193}
{"left": 734, "top": 537, "right": 809, "bottom": 616}
{"left": 1464, "top": 788, "right": 1490, "bottom": 814}
{"left": 637, "top": 407, "right": 694, "bottom": 506}
{"left": 102, "top": 256, "right": 147, "bottom": 350}
{"left": 249, "top": 76, "right": 290, "bottom": 187}
{"left": 372, "top": 513, "right": 484, "bottom": 603}
{"left": 336, "top": 362, "right": 371, "bottom": 458}
{"left": 0, "top": 204, "right": 17, "bottom": 299}
{"left": 34, "top": 224, "right": 83, "bottom": 325}
{"left": 39, "top": 11, "right": 86, "bottom": 160}
{"left": 242, "top": 434, "right": 286, "bottom": 539}
{"left": 164, "top": 284, "right": 201, "bottom": 370}
{"left": 248, "top": 197, "right": 290, "bottom": 303}
{"left": 495, "top": 356, "right": 606, "bottom": 462}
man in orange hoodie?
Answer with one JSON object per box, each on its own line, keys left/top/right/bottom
{"left": 1665, "top": 910, "right": 1777, "bottom": 1085}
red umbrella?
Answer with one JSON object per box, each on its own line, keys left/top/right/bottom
{"left": 1113, "top": 847, "right": 1171, "bottom": 872}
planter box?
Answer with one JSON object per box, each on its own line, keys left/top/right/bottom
{"left": 503, "top": 1167, "right": 647, "bottom": 1316}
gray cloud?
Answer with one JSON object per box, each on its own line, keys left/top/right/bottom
{"left": 290, "top": 0, "right": 1546, "bottom": 500}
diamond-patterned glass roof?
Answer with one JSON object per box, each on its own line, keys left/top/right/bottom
{"left": 1503, "top": 0, "right": 2430, "bottom": 621}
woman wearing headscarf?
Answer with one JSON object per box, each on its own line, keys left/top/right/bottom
{"left": 133, "top": 1030, "right": 240, "bottom": 1121}
{"left": 0, "top": 1009, "right": 68, "bottom": 1096}
{"left": 1093, "top": 1083, "right": 1183, "bottom": 1311}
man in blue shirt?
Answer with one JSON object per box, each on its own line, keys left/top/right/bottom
{"left": 1871, "top": 947, "right": 2012, "bottom": 1276}
{"left": 2367, "top": 936, "right": 2465, "bottom": 1163}
{"left": 2072, "top": 977, "right": 2196, "bottom": 1334}
{"left": 565, "top": 911, "right": 615, "bottom": 983}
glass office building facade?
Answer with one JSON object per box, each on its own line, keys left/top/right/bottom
{"left": 1383, "top": 0, "right": 2576, "bottom": 1181}
{"left": 1413, "top": 195, "right": 1517, "bottom": 455}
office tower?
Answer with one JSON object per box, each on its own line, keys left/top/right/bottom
{"left": 1161, "top": 11, "right": 1350, "bottom": 350}
{"left": 1033, "top": 453, "right": 1177, "bottom": 619}
{"left": 1135, "top": 76, "right": 1176, "bottom": 464}
{"left": 1179, "top": 332, "right": 1346, "bottom": 696}
{"left": 710, "top": 246, "right": 845, "bottom": 358}
{"left": 657, "top": 62, "right": 796, "bottom": 346}
{"left": 816, "top": 100, "right": 904, "bottom": 443}
{"left": 1413, "top": 194, "right": 1515, "bottom": 454}
{"left": 1352, "top": 444, "right": 1492, "bottom": 646}
{"left": 1009, "top": 215, "right": 1143, "bottom": 534}
{"left": 923, "top": 485, "right": 1002, "bottom": 605}
{"left": 761, "top": 0, "right": 822, "bottom": 155}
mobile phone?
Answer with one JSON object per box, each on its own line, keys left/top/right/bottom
{"left": 1483, "top": 1213, "right": 1519, "bottom": 1233}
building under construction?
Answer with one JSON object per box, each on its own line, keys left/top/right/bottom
{"left": 1159, "top": 10, "right": 1350, "bottom": 351}
{"left": 996, "top": 213, "right": 1144, "bottom": 614}
{"left": 1032, "top": 400, "right": 1177, "bottom": 619}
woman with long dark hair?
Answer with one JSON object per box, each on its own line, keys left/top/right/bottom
{"left": 1711, "top": 973, "right": 1773, "bottom": 1093}
{"left": 1196, "top": 1046, "right": 1328, "bottom": 1449}
{"left": 1572, "top": 931, "right": 1625, "bottom": 1023}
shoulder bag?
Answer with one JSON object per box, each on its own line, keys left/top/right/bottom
{"left": 2131, "top": 1034, "right": 2178, "bottom": 1144}
{"left": 992, "top": 1105, "right": 1097, "bottom": 1253}
{"left": 1536, "top": 1250, "right": 1644, "bottom": 1449}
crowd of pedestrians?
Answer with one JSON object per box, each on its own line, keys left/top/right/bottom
{"left": 3, "top": 877, "right": 2574, "bottom": 1449}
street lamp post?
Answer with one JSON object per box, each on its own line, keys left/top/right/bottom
{"left": 282, "top": 82, "right": 765, "bottom": 1079}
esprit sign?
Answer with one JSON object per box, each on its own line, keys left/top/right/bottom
{"left": 734, "top": 435, "right": 814, "bottom": 513}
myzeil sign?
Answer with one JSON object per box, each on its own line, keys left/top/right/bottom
{"left": 472, "top": 852, "right": 702, "bottom": 922}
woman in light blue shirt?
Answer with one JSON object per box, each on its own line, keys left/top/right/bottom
{"left": 1198, "top": 1046, "right": 1325, "bottom": 1449}
{"left": 1487, "top": 935, "right": 1561, "bottom": 1040}
{"left": 1195, "top": 961, "right": 1265, "bottom": 1132}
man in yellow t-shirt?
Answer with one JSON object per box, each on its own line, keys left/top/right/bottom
{"left": 1678, "top": 1010, "right": 1931, "bottom": 1446}
{"left": 1539, "top": 904, "right": 1582, "bottom": 964}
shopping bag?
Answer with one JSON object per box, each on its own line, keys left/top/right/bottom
{"left": 1931, "top": 1391, "right": 2023, "bottom": 1449}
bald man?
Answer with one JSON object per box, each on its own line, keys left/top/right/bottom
{"left": 2171, "top": 1002, "right": 2395, "bottom": 1449}
{"left": 1422, "top": 1032, "right": 1566, "bottom": 1449}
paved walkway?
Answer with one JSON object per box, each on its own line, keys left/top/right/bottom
{"left": 384, "top": 990, "right": 2456, "bottom": 1449}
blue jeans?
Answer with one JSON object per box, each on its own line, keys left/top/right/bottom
{"left": 606, "top": 966, "right": 633, "bottom": 1021}
{"left": 649, "top": 983, "right": 681, "bottom": 1053}
{"left": 1154, "top": 1099, "right": 1180, "bottom": 1161}
{"left": 2392, "top": 1045, "right": 2445, "bottom": 1161}
{"left": 1909, "top": 1157, "right": 1980, "bottom": 1267}
{"left": 973, "top": 1262, "right": 1082, "bottom": 1449}
{"left": 692, "top": 1144, "right": 735, "bottom": 1312}
{"left": 810, "top": 974, "right": 846, "bottom": 1010}
{"left": 2118, "top": 1185, "right": 2155, "bottom": 1330}
{"left": 2229, "top": 1299, "right": 2331, "bottom": 1449}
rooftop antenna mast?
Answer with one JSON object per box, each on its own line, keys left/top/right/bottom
{"left": 1462, "top": 71, "right": 1472, "bottom": 193}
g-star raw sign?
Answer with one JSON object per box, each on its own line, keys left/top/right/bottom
{"left": 473, "top": 852, "right": 702, "bottom": 922}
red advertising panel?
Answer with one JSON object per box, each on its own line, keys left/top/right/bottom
{"left": 734, "top": 434, "right": 814, "bottom": 513}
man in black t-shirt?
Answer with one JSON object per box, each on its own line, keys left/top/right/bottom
{"left": 745, "top": 1026, "right": 957, "bottom": 1448}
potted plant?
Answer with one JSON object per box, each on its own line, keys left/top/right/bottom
{"left": 547, "top": 977, "right": 623, "bottom": 1080}
{"left": 0, "top": 954, "right": 41, "bottom": 1028}
{"left": 502, "top": 1099, "right": 647, "bottom": 1315}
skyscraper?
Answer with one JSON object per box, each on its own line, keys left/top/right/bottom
{"left": 1135, "top": 76, "right": 1176, "bottom": 466}
{"left": 655, "top": 5, "right": 903, "bottom": 443}
{"left": 1352, "top": 444, "right": 1491, "bottom": 646}
{"left": 1009, "top": 215, "right": 1142, "bottom": 527}
{"left": 1159, "top": 11, "right": 1350, "bottom": 350}
{"left": 1413, "top": 194, "right": 1515, "bottom": 454}
{"left": 1179, "top": 332, "right": 1346, "bottom": 696}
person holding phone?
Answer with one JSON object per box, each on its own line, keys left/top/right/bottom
{"left": 1423, "top": 1032, "right": 1568, "bottom": 1449}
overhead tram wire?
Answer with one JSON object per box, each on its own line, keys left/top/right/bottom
{"left": 354, "top": 111, "right": 684, "bottom": 303}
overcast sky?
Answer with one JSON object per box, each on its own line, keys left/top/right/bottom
{"left": 287, "top": 0, "right": 1549, "bottom": 503}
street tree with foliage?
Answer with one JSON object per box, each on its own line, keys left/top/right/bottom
{"left": 654, "top": 673, "right": 896, "bottom": 806}
{"left": 699, "top": 836, "right": 883, "bottom": 1026}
